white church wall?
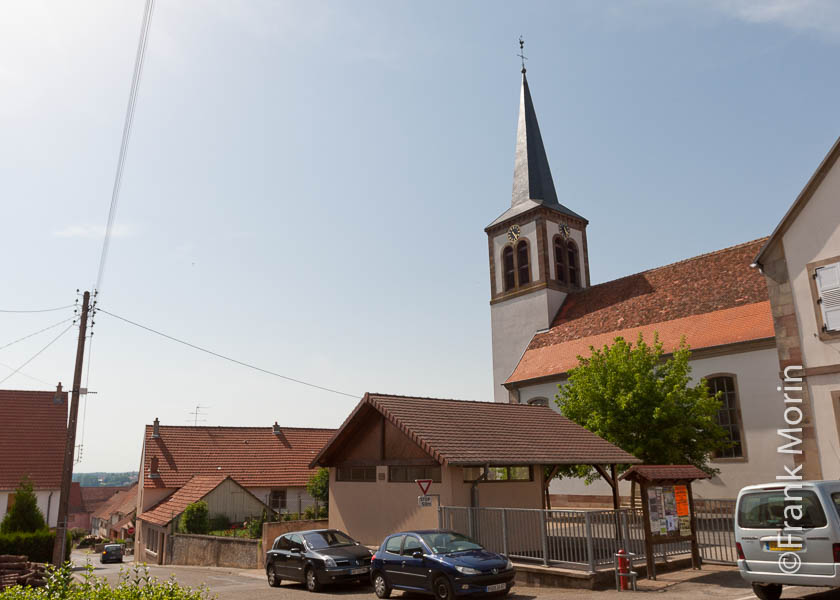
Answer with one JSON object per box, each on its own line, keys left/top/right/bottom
{"left": 515, "top": 345, "right": 788, "bottom": 500}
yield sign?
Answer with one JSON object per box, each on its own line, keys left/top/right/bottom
{"left": 416, "top": 479, "right": 433, "bottom": 495}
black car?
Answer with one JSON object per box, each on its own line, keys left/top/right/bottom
{"left": 100, "top": 544, "right": 123, "bottom": 564}
{"left": 265, "top": 529, "right": 373, "bottom": 592}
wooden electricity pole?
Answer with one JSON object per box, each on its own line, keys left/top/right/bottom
{"left": 52, "top": 290, "right": 90, "bottom": 566}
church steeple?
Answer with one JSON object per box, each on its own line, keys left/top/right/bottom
{"left": 512, "top": 72, "right": 559, "bottom": 208}
{"left": 485, "top": 49, "right": 590, "bottom": 403}
{"left": 488, "top": 68, "right": 585, "bottom": 228}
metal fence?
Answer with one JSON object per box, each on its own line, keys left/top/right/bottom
{"left": 693, "top": 499, "right": 737, "bottom": 564}
{"left": 439, "top": 503, "right": 735, "bottom": 572}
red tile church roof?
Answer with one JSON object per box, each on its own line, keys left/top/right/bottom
{"left": 0, "top": 389, "right": 68, "bottom": 490}
{"left": 142, "top": 425, "right": 336, "bottom": 489}
{"left": 507, "top": 238, "right": 774, "bottom": 384}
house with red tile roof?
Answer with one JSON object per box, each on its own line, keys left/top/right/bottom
{"left": 134, "top": 419, "right": 335, "bottom": 564}
{"left": 70, "top": 485, "right": 129, "bottom": 531}
{"left": 484, "top": 69, "right": 839, "bottom": 502}
{"left": 311, "top": 393, "right": 639, "bottom": 545}
{"left": 91, "top": 483, "right": 137, "bottom": 539}
{"left": 0, "top": 387, "right": 68, "bottom": 527}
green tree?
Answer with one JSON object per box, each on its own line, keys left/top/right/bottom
{"left": 1, "top": 476, "right": 46, "bottom": 533}
{"left": 555, "top": 333, "right": 729, "bottom": 485}
{"left": 178, "top": 501, "right": 209, "bottom": 535}
{"left": 306, "top": 468, "right": 329, "bottom": 504}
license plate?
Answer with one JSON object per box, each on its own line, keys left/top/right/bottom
{"left": 350, "top": 567, "right": 368, "bottom": 575}
{"left": 765, "top": 542, "right": 802, "bottom": 552}
{"left": 486, "top": 583, "right": 506, "bottom": 593}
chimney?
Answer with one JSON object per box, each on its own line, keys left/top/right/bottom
{"left": 272, "top": 422, "right": 281, "bottom": 436}
{"left": 53, "top": 382, "right": 63, "bottom": 404}
{"left": 152, "top": 418, "right": 160, "bottom": 438}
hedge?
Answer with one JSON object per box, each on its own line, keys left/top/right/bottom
{"left": 0, "top": 563, "right": 212, "bottom": 599}
{"left": 0, "top": 531, "right": 70, "bottom": 563}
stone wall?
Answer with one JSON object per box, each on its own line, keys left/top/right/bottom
{"left": 166, "top": 534, "right": 261, "bottom": 570}
{"left": 261, "top": 520, "right": 328, "bottom": 554}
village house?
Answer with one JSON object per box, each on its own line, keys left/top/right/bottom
{"left": 486, "top": 69, "right": 840, "bottom": 501}
{"left": 91, "top": 483, "right": 137, "bottom": 539}
{"left": 70, "top": 485, "right": 129, "bottom": 531}
{"left": 134, "top": 419, "right": 335, "bottom": 564}
{"left": 311, "top": 393, "right": 639, "bottom": 545}
{"left": 0, "top": 387, "right": 68, "bottom": 527}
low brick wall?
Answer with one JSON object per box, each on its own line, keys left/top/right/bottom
{"left": 166, "top": 534, "right": 261, "bottom": 569}
{"left": 261, "top": 520, "right": 329, "bottom": 554}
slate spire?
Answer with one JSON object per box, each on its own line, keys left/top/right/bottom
{"left": 511, "top": 71, "right": 559, "bottom": 208}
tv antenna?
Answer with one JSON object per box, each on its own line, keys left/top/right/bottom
{"left": 187, "top": 405, "right": 210, "bottom": 426}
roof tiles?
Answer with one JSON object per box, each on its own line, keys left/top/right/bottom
{"left": 314, "top": 394, "right": 640, "bottom": 467}
{"left": 142, "top": 425, "right": 336, "bottom": 489}
{"left": 507, "top": 238, "right": 774, "bottom": 384}
{"left": 0, "top": 389, "right": 68, "bottom": 490}
{"left": 139, "top": 474, "right": 229, "bottom": 526}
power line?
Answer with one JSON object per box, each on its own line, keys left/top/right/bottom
{"left": 0, "top": 318, "right": 74, "bottom": 352}
{"left": 95, "top": 0, "right": 155, "bottom": 294}
{"left": 0, "top": 304, "right": 75, "bottom": 314}
{"left": 96, "top": 308, "right": 358, "bottom": 399}
{"left": 0, "top": 324, "right": 75, "bottom": 387}
{"left": 0, "top": 360, "right": 53, "bottom": 386}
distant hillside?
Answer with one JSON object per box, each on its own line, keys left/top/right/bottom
{"left": 72, "top": 472, "right": 138, "bottom": 487}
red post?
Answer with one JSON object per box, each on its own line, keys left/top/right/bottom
{"left": 617, "top": 548, "right": 629, "bottom": 590}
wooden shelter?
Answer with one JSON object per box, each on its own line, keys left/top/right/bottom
{"left": 620, "top": 465, "right": 710, "bottom": 579}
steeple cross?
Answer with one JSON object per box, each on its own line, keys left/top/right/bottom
{"left": 518, "top": 36, "right": 527, "bottom": 73}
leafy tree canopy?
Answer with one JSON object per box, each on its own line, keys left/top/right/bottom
{"left": 306, "top": 468, "right": 329, "bottom": 503}
{"left": 555, "top": 333, "right": 729, "bottom": 482}
{"left": 1, "top": 476, "right": 46, "bottom": 534}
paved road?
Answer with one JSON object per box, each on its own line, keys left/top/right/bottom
{"left": 68, "top": 552, "right": 840, "bottom": 600}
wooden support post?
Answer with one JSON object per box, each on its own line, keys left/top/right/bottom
{"left": 610, "top": 464, "right": 619, "bottom": 510}
{"left": 687, "top": 483, "right": 701, "bottom": 570}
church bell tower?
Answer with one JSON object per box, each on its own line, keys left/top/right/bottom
{"left": 486, "top": 55, "right": 590, "bottom": 403}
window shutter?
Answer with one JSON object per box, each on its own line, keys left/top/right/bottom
{"left": 816, "top": 262, "right": 840, "bottom": 332}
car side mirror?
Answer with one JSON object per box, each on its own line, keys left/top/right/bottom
{"left": 412, "top": 551, "right": 424, "bottom": 559}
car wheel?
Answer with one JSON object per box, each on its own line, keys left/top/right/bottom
{"left": 267, "top": 565, "right": 282, "bottom": 588}
{"left": 752, "top": 583, "right": 782, "bottom": 600}
{"left": 433, "top": 576, "right": 453, "bottom": 600}
{"left": 305, "top": 567, "right": 321, "bottom": 592}
{"left": 373, "top": 572, "right": 391, "bottom": 599}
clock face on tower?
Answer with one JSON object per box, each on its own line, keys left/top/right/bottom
{"left": 507, "top": 225, "right": 521, "bottom": 243}
{"left": 559, "top": 223, "right": 571, "bottom": 239}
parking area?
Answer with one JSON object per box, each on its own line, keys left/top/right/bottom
{"left": 66, "top": 552, "right": 840, "bottom": 600}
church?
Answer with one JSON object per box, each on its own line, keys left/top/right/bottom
{"left": 487, "top": 65, "right": 840, "bottom": 501}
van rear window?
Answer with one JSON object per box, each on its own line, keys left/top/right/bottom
{"left": 738, "top": 490, "right": 826, "bottom": 529}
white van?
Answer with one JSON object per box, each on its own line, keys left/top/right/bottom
{"left": 735, "top": 481, "right": 840, "bottom": 600}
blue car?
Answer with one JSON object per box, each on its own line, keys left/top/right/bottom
{"left": 371, "top": 530, "right": 515, "bottom": 600}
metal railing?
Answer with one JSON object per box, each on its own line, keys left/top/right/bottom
{"left": 439, "top": 502, "right": 735, "bottom": 571}
{"left": 693, "top": 499, "right": 737, "bottom": 564}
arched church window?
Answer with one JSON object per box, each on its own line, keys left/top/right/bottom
{"left": 527, "top": 397, "right": 548, "bottom": 407}
{"left": 553, "top": 236, "right": 566, "bottom": 283}
{"left": 502, "top": 246, "right": 515, "bottom": 292}
{"left": 517, "top": 240, "right": 530, "bottom": 286}
{"left": 567, "top": 240, "right": 579, "bottom": 287}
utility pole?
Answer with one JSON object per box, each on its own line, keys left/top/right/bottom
{"left": 52, "top": 290, "right": 90, "bottom": 566}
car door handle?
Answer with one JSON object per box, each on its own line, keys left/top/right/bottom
{"left": 401, "top": 561, "right": 406, "bottom": 567}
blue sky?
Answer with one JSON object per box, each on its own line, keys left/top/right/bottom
{"left": 1, "top": 0, "right": 839, "bottom": 471}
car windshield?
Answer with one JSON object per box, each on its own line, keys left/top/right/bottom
{"left": 105, "top": 545, "right": 120, "bottom": 550}
{"left": 419, "top": 532, "right": 483, "bottom": 554}
{"left": 303, "top": 530, "right": 357, "bottom": 549}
